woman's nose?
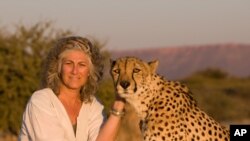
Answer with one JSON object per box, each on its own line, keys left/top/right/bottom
{"left": 72, "top": 64, "right": 79, "bottom": 74}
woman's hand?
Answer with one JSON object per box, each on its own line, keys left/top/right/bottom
{"left": 112, "top": 93, "right": 126, "bottom": 112}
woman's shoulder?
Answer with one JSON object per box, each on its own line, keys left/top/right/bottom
{"left": 30, "top": 88, "right": 55, "bottom": 101}
{"left": 91, "top": 96, "right": 103, "bottom": 105}
{"left": 26, "top": 88, "right": 58, "bottom": 116}
{"left": 88, "top": 96, "right": 104, "bottom": 111}
{"left": 28, "top": 88, "right": 56, "bottom": 108}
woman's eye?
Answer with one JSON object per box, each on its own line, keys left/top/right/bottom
{"left": 64, "top": 62, "right": 72, "bottom": 65}
{"left": 133, "top": 68, "right": 141, "bottom": 73}
{"left": 79, "top": 63, "right": 86, "bottom": 67}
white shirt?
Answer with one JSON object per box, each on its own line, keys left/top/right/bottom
{"left": 18, "top": 88, "right": 104, "bottom": 141}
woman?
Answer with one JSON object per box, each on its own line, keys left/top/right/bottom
{"left": 19, "top": 36, "right": 125, "bottom": 141}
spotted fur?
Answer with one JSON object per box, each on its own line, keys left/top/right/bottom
{"left": 110, "top": 56, "right": 229, "bottom": 141}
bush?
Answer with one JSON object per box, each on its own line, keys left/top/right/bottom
{"left": 196, "top": 68, "right": 228, "bottom": 79}
{"left": 0, "top": 22, "right": 71, "bottom": 135}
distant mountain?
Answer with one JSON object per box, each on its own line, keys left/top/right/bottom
{"left": 110, "top": 44, "right": 250, "bottom": 80}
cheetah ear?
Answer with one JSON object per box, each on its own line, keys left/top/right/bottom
{"left": 110, "top": 59, "right": 116, "bottom": 68}
{"left": 148, "top": 60, "right": 159, "bottom": 74}
{"left": 110, "top": 59, "right": 117, "bottom": 75}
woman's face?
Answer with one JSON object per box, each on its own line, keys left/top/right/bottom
{"left": 59, "top": 50, "right": 90, "bottom": 91}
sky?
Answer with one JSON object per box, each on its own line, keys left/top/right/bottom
{"left": 0, "top": 0, "right": 250, "bottom": 50}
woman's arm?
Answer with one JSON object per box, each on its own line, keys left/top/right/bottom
{"left": 95, "top": 99, "right": 125, "bottom": 141}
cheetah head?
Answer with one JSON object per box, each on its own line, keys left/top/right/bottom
{"left": 110, "top": 57, "right": 158, "bottom": 98}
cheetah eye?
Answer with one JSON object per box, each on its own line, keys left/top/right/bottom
{"left": 133, "top": 68, "right": 141, "bottom": 73}
{"left": 113, "top": 69, "right": 120, "bottom": 74}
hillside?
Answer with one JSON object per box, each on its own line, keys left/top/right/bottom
{"left": 111, "top": 44, "right": 250, "bottom": 80}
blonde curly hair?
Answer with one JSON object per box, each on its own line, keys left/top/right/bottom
{"left": 41, "top": 36, "right": 104, "bottom": 103}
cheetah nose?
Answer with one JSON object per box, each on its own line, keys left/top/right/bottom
{"left": 120, "top": 81, "right": 130, "bottom": 89}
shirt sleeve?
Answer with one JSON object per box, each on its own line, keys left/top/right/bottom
{"left": 87, "top": 98, "right": 105, "bottom": 141}
{"left": 19, "top": 91, "right": 65, "bottom": 141}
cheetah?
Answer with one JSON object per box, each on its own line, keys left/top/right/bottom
{"left": 110, "top": 56, "right": 230, "bottom": 141}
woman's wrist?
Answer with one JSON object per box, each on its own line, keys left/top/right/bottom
{"left": 109, "top": 108, "right": 125, "bottom": 117}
